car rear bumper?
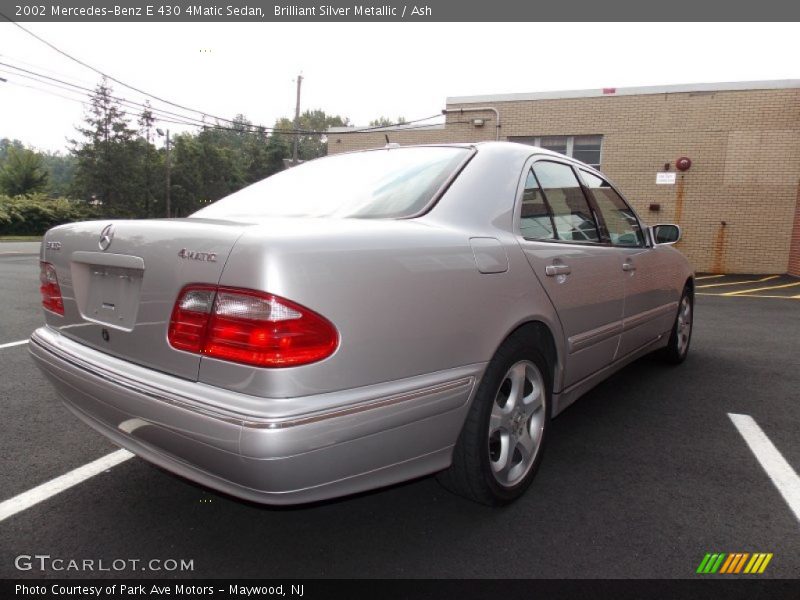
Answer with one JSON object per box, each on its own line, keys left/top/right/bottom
{"left": 29, "top": 326, "right": 481, "bottom": 505}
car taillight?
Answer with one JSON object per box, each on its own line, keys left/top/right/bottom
{"left": 168, "top": 285, "right": 338, "bottom": 368}
{"left": 39, "top": 261, "right": 64, "bottom": 315}
{"left": 167, "top": 286, "right": 216, "bottom": 353}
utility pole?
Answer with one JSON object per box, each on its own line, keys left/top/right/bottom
{"left": 157, "top": 128, "right": 171, "bottom": 218}
{"left": 292, "top": 74, "right": 303, "bottom": 165}
{"left": 165, "top": 129, "right": 171, "bottom": 218}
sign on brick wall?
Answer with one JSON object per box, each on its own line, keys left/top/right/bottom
{"left": 656, "top": 172, "right": 677, "bottom": 185}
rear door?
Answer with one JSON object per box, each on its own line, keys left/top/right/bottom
{"left": 578, "top": 169, "right": 678, "bottom": 357}
{"left": 516, "top": 158, "right": 626, "bottom": 389}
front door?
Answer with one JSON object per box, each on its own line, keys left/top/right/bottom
{"left": 578, "top": 168, "right": 677, "bottom": 357}
{"left": 516, "top": 159, "right": 626, "bottom": 389}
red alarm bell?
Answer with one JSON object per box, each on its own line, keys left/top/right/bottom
{"left": 676, "top": 156, "right": 692, "bottom": 171}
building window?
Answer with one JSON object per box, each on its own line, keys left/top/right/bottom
{"left": 509, "top": 135, "right": 603, "bottom": 168}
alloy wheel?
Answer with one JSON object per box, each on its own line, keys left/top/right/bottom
{"left": 676, "top": 295, "right": 692, "bottom": 356}
{"left": 487, "top": 360, "right": 546, "bottom": 487}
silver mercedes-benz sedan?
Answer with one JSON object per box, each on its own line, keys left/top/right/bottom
{"left": 30, "top": 142, "right": 693, "bottom": 506}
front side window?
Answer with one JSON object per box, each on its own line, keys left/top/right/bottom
{"left": 528, "top": 161, "right": 600, "bottom": 243}
{"left": 580, "top": 170, "right": 645, "bottom": 247}
{"left": 192, "top": 146, "right": 471, "bottom": 220}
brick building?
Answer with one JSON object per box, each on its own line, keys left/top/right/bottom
{"left": 328, "top": 80, "right": 800, "bottom": 275}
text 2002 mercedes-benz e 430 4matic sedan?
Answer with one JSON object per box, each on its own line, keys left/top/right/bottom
{"left": 31, "top": 142, "right": 693, "bottom": 505}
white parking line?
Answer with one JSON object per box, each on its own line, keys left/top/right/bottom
{"left": 0, "top": 339, "right": 28, "bottom": 350}
{"left": 0, "top": 449, "right": 133, "bottom": 522}
{"left": 728, "top": 413, "right": 800, "bottom": 523}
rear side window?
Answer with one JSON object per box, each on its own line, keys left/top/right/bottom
{"left": 529, "top": 161, "right": 600, "bottom": 243}
{"left": 580, "top": 170, "right": 645, "bottom": 247}
{"left": 520, "top": 170, "right": 555, "bottom": 240}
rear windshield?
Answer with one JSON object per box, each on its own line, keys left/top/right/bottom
{"left": 192, "top": 146, "right": 470, "bottom": 220}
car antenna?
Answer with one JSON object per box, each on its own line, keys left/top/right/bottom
{"left": 383, "top": 134, "right": 400, "bottom": 149}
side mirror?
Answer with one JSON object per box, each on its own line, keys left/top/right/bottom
{"left": 651, "top": 224, "right": 681, "bottom": 245}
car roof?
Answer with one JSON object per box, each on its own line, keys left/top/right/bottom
{"left": 345, "top": 141, "right": 575, "bottom": 160}
{"left": 333, "top": 142, "right": 606, "bottom": 182}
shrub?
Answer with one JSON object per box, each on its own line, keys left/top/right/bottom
{"left": 0, "top": 194, "right": 101, "bottom": 236}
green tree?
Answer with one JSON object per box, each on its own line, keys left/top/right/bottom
{"left": 0, "top": 138, "right": 25, "bottom": 163}
{"left": 168, "top": 127, "right": 247, "bottom": 216}
{"left": 368, "top": 116, "right": 406, "bottom": 127}
{"left": 168, "top": 132, "right": 203, "bottom": 215}
{"left": 40, "top": 151, "right": 76, "bottom": 198}
{"left": 272, "top": 109, "right": 350, "bottom": 161}
{"left": 168, "top": 116, "right": 292, "bottom": 215}
{"left": 242, "top": 125, "right": 283, "bottom": 183}
{"left": 70, "top": 78, "right": 142, "bottom": 215}
{"left": 0, "top": 146, "right": 49, "bottom": 196}
{"left": 137, "top": 101, "right": 161, "bottom": 218}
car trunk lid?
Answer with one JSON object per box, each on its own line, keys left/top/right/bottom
{"left": 41, "top": 218, "right": 248, "bottom": 381}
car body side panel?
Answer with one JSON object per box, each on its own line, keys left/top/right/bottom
{"left": 191, "top": 145, "right": 566, "bottom": 400}
{"left": 617, "top": 244, "right": 687, "bottom": 356}
{"left": 520, "top": 241, "right": 626, "bottom": 387}
{"left": 201, "top": 216, "right": 563, "bottom": 399}
{"left": 501, "top": 146, "right": 694, "bottom": 396}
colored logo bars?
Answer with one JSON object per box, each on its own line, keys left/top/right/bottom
{"left": 696, "top": 553, "right": 773, "bottom": 574}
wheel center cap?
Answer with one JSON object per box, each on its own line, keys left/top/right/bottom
{"left": 512, "top": 411, "right": 526, "bottom": 434}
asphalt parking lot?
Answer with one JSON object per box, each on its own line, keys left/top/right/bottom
{"left": 695, "top": 273, "right": 800, "bottom": 299}
{"left": 1, "top": 244, "right": 798, "bottom": 579}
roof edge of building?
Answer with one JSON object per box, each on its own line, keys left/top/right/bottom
{"left": 446, "top": 79, "right": 800, "bottom": 105}
{"left": 328, "top": 123, "right": 445, "bottom": 133}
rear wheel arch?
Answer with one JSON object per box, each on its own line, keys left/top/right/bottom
{"left": 685, "top": 276, "right": 695, "bottom": 295}
{"left": 493, "top": 320, "right": 559, "bottom": 391}
{"left": 439, "top": 320, "right": 557, "bottom": 504}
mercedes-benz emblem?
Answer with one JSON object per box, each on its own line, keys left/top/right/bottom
{"left": 98, "top": 224, "right": 114, "bottom": 251}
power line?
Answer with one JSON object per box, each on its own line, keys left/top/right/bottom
{"left": 0, "top": 51, "right": 97, "bottom": 87}
{"left": 0, "top": 59, "right": 446, "bottom": 136}
{"left": 153, "top": 116, "right": 453, "bottom": 136}
{"left": 0, "top": 12, "right": 246, "bottom": 127}
{"left": 0, "top": 62, "right": 270, "bottom": 132}
{"left": 2, "top": 76, "right": 195, "bottom": 133}
{"left": 4, "top": 79, "right": 90, "bottom": 108}
{"left": 0, "top": 15, "right": 445, "bottom": 136}
{"left": 0, "top": 62, "right": 212, "bottom": 128}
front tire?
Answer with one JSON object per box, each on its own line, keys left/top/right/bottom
{"left": 437, "top": 334, "right": 551, "bottom": 505}
{"left": 659, "top": 285, "right": 693, "bottom": 364}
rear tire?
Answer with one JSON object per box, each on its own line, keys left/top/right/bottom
{"left": 659, "top": 285, "right": 693, "bottom": 364}
{"left": 437, "top": 333, "right": 551, "bottom": 506}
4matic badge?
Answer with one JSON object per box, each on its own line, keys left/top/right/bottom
{"left": 178, "top": 248, "right": 217, "bottom": 262}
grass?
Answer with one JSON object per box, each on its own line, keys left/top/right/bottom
{"left": 0, "top": 235, "right": 42, "bottom": 242}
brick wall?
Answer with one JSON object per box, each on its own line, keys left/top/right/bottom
{"left": 330, "top": 87, "right": 800, "bottom": 275}
{"left": 788, "top": 183, "right": 800, "bottom": 277}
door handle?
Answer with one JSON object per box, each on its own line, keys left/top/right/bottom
{"left": 622, "top": 262, "right": 636, "bottom": 272}
{"left": 545, "top": 264, "right": 571, "bottom": 276}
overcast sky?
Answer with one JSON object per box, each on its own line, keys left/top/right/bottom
{"left": 0, "top": 22, "right": 797, "bottom": 152}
